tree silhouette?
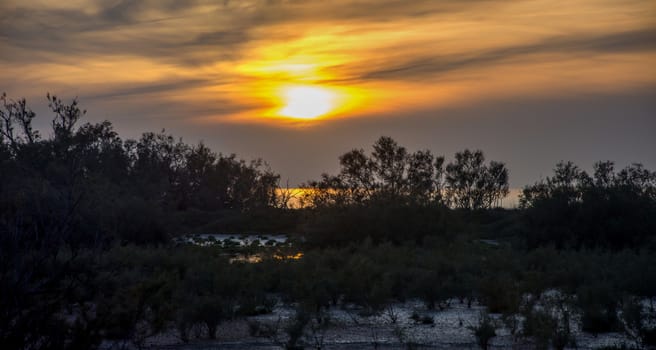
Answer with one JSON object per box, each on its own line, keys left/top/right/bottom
{"left": 444, "top": 149, "right": 509, "bottom": 209}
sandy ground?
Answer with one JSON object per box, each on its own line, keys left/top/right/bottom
{"left": 100, "top": 299, "right": 635, "bottom": 350}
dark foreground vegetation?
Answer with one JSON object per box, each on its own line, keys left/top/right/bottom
{"left": 1, "top": 93, "right": 655, "bottom": 350}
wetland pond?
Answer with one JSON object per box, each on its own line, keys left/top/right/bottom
{"left": 174, "top": 233, "right": 301, "bottom": 263}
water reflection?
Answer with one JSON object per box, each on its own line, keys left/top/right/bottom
{"left": 274, "top": 252, "right": 303, "bottom": 260}
{"left": 229, "top": 254, "right": 263, "bottom": 264}
{"left": 175, "top": 233, "right": 289, "bottom": 247}
{"left": 229, "top": 252, "right": 303, "bottom": 264}
{"left": 176, "top": 233, "right": 302, "bottom": 264}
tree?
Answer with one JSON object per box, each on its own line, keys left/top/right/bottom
{"left": 371, "top": 136, "right": 408, "bottom": 198}
{"left": 482, "top": 161, "right": 510, "bottom": 208}
{"left": 0, "top": 92, "right": 39, "bottom": 153}
{"left": 434, "top": 155, "right": 446, "bottom": 204}
{"left": 180, "top": 142, "right": 217, "bottom": 209}
{"left": 445, "top": 149, "right": 509, "bottom": 209}
{"left": 338, "top": 148, "right": 376, "bottom": 203}
{"left": 48, "top": 93, "right": 85, "bottom": 144}
{"left": 520, "top": 160, "right": 656, "bottom": 249}
{"left": 0, "top": 93, "right": 108, "bottom": 350}
{"left": 407, "top": 150, "right": 435, "bottom": 205}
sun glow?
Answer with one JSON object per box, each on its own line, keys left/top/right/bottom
{"left": 232, "top": 54, "right": 371, "bottom": 124}
{"left": 278, "top": 85, "right": 336, "bottom": 119}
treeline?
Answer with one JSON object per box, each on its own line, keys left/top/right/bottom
{"left": 521, "top": 160, "right": 656, "bottom": 249}
{"left": 300, "top": 136, "right": 656, "bottom": 249}
{"left": 2, "top": 93, "right": 656, "bottom": 350}
{"left": 297, "top": 137, "right": 511, "bottom": 245}
{"left": 3, "top": 93, "right": 654, "bottom": 249}
{"left": 0, "top": 93, "right": 283, "bottom": 243}
{"left": 303, "top": 136, "right": 509, "bottom": 209}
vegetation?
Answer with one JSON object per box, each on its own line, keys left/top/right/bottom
{"left": 468, "top": 312, "right": 497, "bottom": 350}
{"left": 521, "top": 160, "right": 656, "bottom": 250}
{"left": 1, "top": 93, "right": 656, "bottom": 349}
{"left": 302, "top": 136, "right": 508, "bottom": 210}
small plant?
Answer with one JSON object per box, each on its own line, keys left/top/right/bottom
{"left": 392, "top": 324, "right": 419, "bottom": 350}
{"left": 620, "top": 296, "right": 656, "bottom": 349}
{"left": 385, "top": 305, "right": 400, "bottom": 324}
{"left": 247, "top": 318, "right": 286, "bottom": 347}
{"left": 551, "top": 307, "right": 574, "bottom": 350}
{"left": 502, "top": 312, "right": 521, "bottom": 344}
{"left": 237, "top": 295, "right": 277, "bottom": 316}
{"left": 522, "top": 307, "right": 554, "bottom": 350}
{"left": 468, "top": 311, "right": 497, "bottom": 350}
{"left": 577, "top": 285, "right": 620, "bottom": 335}
{"left": 410, "top": 311, "right": 434, "bottom": 325}
{"left": 522, "top": 293, "right": 577, "bottom": 350}
{"left": 284, "top": 309, "right": 309, "bottom": 350}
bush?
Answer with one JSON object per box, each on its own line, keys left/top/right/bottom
{"left": 577, "top": 285, "right": 620, "bottom": 335}
{"left": 620, "top": 296, "right": 656, "bottom": 348}
{"left": 521, "top": 294, "right": 576, "bottom": 350}
{"left": 410, "top": 311, "right": 434, "bottom": 325}
{"left": 468, "top": 312, "right": 497, "bottom": 350}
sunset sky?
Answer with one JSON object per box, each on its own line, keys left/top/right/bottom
{"left": 1, "top": 0, "right": 655, "bottom": 188}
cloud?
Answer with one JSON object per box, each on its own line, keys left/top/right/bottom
{"left": 356, "top": 28, "right": 656, "bottom": 81}
{"left": 0, "top": 0, "right": 494, "bottom": 66}
{"left": 191, "top": 30, "right": 250, "bottom": 47}
{"left": 86, "top": 78, "right": 214, "bottom": 100}
{"left": 239, "top": 0, "right": 493, "bottom": 25}
{"left": 96, "top": 0, "right": 205, "bottom": 24}
{"left": 0, "top": 1, "right": 235, "bottom": 65}
{"left": 1, "top": 0, "right": 655, "bottom": 121}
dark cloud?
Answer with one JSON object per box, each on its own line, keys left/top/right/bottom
{"left": 99, "top": 0, "right": 144, "bottom": 23}
{"left": 7, "top": 0, "right": 649, "bottom": 78}
{"left": 86, "top": 78, "right": 214, "bottom": 100}
{"left": 98, "top": 0, "right": 204, "bottom": 24}
{"left": 0, "top": 1, "right": 231, "bottom": 65}
{"left": 243, "top": 0, "right": 493, "bottom": 25}
{"left": 190, "top": 30, "right": 250, "bottom": 47}
{"left": 357, "top": 28, "right": 656, "bottom": 81}
{"left": 0, "top": 0, "right": 495, "bottom": 67}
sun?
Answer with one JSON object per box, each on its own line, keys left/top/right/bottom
{"left": 278, "top": 85, "right": 336, "bottom": 119}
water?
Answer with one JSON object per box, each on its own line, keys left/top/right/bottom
{"left": 174, "top": 233, "right": 290, "bottom": 247}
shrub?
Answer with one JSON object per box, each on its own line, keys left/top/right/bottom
{"left": 468, "top": 311, "right": 497, "bottom": 350}
{"left": 410, "top": 311, "right": 434, "bottom": 325}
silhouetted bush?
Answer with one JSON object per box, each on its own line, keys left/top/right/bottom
{"left": 521, "top": 161, "right": 656, "bottom": 250}
{"left": 577, "top": 284, "right": 620, "bottom": 335}
{"left": 468, "top": 312, "right": 497, "bottom": 350}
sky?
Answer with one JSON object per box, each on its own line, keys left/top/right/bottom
{"left": 1, "top": 0, "right": 655, "bottom": 188}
